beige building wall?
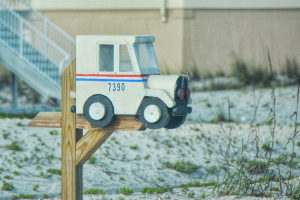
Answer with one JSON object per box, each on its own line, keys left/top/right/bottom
{"left": 183, "top": 9, "right": 300, "bottom": 75}
{"left": 31, "top": 0, "right": 300, "bottom": 75}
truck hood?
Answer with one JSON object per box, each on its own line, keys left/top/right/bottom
{"left": 147, "top": 75, "right": 179, "bottom": 99}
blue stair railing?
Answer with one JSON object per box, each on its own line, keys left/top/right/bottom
{"left": 0, "top": 0, "right": 75, "bottom": 90}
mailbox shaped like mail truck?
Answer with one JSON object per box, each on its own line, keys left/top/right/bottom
{"left": 76, "top": 35, "right": 192, "bottom": 129}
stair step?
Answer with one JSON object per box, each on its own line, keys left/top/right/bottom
{"left": 0, "top": 32, "right": 18, "bottom": 38}
{"left": 23, "top": 53, "right": 46, "bottom": 60}
{"left": 0, "top": 39, "right": 19, "bottom": 45}
{"left": 0, "top": 28, "right": 11, "bottom": 33}
{"left": 2, "top": 42, "right": 20, "bottom": 48}
{"left": 0, "top": 26, "right": 19, "bottom": 36}
{"left": 1, "top": 42, "right": 20, "bottom": 50}
{"left": 28, "top": 59, "right": 50, "bottom": 64}
{"left": 23, "top": 50, "right": 40, "bottom": 55}
{"left": 0, "top": 34, "right": 19, "bottom": 39}
{"left": 23, "top": 46, "right": 48, "bottom": 58}
{"left": 0, "top": 36, "right": 19, "bottom": 41}
{"left": 29, "top": 62, "right": 59, "bottom": 71}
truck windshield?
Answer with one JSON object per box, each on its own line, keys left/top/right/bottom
{"left": 134, "top": 43, "right": 160, "bottom": 73}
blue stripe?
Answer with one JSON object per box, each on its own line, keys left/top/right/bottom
{"left": 76, "top": 78, "right": 147, "bottom": 82}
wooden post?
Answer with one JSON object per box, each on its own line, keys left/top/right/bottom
{"left": 61, "top": 59, "right": 76, "bottom": 200}
{"left": 75, "top": 129, "right": 83, "bottom": 200}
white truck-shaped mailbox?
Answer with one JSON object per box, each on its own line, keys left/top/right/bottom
{"left": 75, "top": 35, "right": 192, "bottom": 129}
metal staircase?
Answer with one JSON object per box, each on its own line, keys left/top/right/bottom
{"left": 0, "top": 0, "right": 75, "bottom": 99}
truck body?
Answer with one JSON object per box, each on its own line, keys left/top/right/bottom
{"left": 76, "top": 35, "right": 192, "bottom": 129}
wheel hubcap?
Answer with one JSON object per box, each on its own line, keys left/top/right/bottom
{"left": 144, "top": 105, "right": 161, "bottom": 123}
{"left": 89, "top": 102, "right": 106, "bottom": 120}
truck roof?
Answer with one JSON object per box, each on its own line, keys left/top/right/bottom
{"left": 76, "top": 35, "right": 155, "bottom": 44}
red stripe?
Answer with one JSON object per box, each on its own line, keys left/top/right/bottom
{"left": 76, "top": 74, "right": 160, "bottom": 77}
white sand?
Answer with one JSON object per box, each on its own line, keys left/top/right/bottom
{"left": 0, "top": 86, "right": 299, "bottom": 199}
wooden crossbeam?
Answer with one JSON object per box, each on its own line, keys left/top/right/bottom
{"left": 27, "top": 112, "right": 146, "bottom": 131}
{"left": 27, "top": 110, "right": 146, "bottom": 167}
{"left": 76, "top": 129, "right": 114, "bottom": 166}
{"left": 27, "top": 112, "right": 146, "bottom": 167}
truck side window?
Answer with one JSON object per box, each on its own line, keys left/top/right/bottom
{"left": 134, "top": 43, "right": 158, "bottom": 69}
{"left": 120, "top": 44, "right": 133, "bottom": 72}
{"left": 99, "top": 44, "right": 114, "bottom": 72}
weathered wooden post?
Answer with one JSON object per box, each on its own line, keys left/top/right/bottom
{"left": 75, "top": 129, "right": 83, "bottom": 199}
{"left": 61, "top": 59, "right": 76, "bottom": 199}
{"left": 28, "top": 60, "right": 145, "bottom": 200}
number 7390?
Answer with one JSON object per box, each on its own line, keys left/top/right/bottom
{"left": 108, "top": 83, "right": 125, "bottom": 91}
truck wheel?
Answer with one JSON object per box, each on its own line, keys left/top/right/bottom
{"left": 83, "top": 95, "right": 114, "bottom": 127}
{"left": 138, "top": 97, "right": 170, "bottom": 129}
{"left": 164, "top": 115, "right": 187, "bottom": 129}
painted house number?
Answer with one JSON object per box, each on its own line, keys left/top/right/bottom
{"left": 108, "top": 83, "right": 125, "bottom": 91}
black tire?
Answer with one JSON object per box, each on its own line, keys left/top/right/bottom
{"left": 164, "top": 115, "right": 187, "bottom": 129}
{"left": 83, "top": 95, "right": 114, "bottom": 127}
{"left": 138, "top": 97, "right": 170, "bottom": 129}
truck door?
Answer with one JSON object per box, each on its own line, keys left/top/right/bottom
{"left": 105, "top": 44, "right": 145, "bottom": 115}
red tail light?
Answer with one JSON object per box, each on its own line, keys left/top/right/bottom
{"left": 186, "top": 89, "right": 191, "bottom": 100}
{"left": 177, "top": 89, "right": 185, "bottom": 100}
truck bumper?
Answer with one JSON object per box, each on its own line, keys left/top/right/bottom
{"left": 172, "top": 106, "right": 192, "bottom": 116}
